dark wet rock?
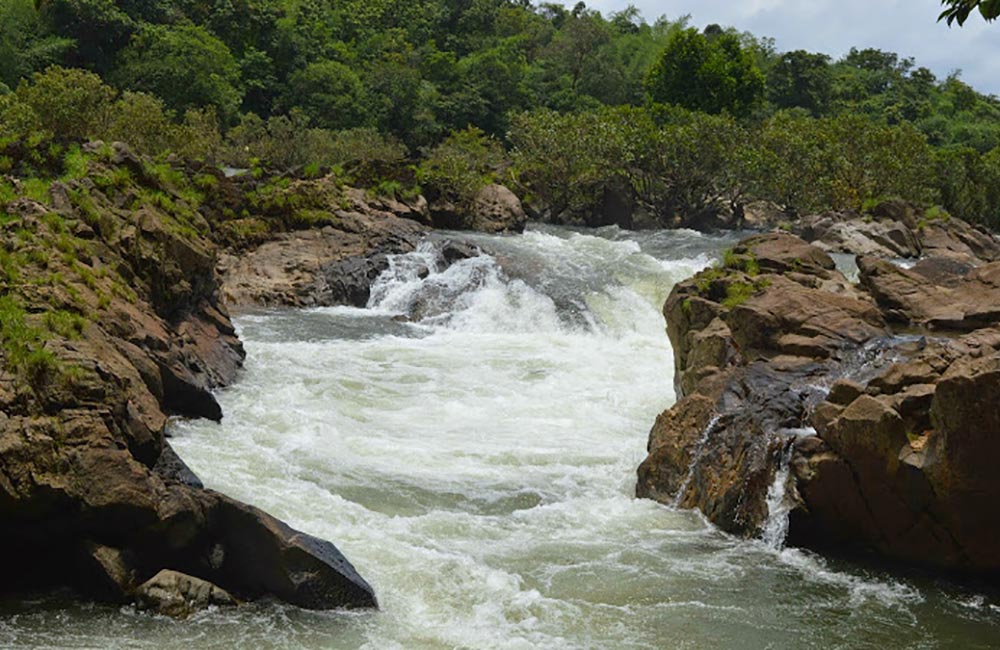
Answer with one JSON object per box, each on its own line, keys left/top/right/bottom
{"left": 438, "top": 240, "right": 482, "bottom": 267}
{"left": 152, "top": 442, "right": 204, "bottom": 489}
{"left": 324, "top": 253, "right": 392, "bottom": 307}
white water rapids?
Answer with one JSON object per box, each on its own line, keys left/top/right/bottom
{"left": 2, "top": 225, "right": 999, "bottom": 649}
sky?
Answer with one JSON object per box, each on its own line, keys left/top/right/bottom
{"left": 584, "top": 0, "right": 1000, "bottom": 96}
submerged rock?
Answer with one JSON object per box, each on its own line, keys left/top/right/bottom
{"left": 136, "top": 570, "right": 235, "bottom": 618}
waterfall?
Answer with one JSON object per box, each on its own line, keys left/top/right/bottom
{"left": 761, "top": 440, "right": 796, "bottom": 550}
{"left": 672, "top": 414, "right": 721, "bottom": 507}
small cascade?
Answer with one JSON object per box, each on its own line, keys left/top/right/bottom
{"left": 761, "top": 441, "right": 796, "bottom": 550}
{"left": 672, "top": 414, "right": 721, "bottom": 507}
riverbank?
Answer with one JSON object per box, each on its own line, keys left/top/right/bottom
{"left": 638, "top": 206, "right": 1000, "bottom": 578}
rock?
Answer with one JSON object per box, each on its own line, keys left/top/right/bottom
{"left": 919, "top": 219, "right": 1000, "bottom": 263}
{"left": 324, "top": 253, "right": 392, "bottom": 307}
{"left": 428, "top": 184, "right": 526, "bottom": 233}
{"left": 135, "top": 569, "right": 235, "bottom": 618}
{"left": 640, "top": 229, "right": 1000, "bottom": 577}
{"left": 791, "top": 203, "right": 1000, "bottom": 266}
{"left": 910, "top": 257, "right": 974, "bottom": 286}
{"left": 219, "top": 217, "right": 425, "bottom": 309}
{"left": 152, "top": 441, "right": 204, "bottom": 489}
{"left": 827, "top": 379, "right": 863, "bottom": 406}
{"left": 642, "top": 234, "right": 886, "bottom": 536}
{"left": 859, "top": 257, "right": 1000, "bottom": 331}
{"left": 0, "top": 152, "right": 377, "bottom": 610}
{"left": 79, "top": 543, "right": 136, "bottom": 603}
{"left": 206, "top": 496, "right": 377, "bottom": 609}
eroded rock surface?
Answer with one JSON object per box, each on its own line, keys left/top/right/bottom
{"left": 0, "top": 146, "right": 376, "bottom": 613}
{"left": 638, "top": 227, "right": 1000, "bottom": 578}
{"left": 792, "top": 200, "right": 1000, "bottom": 264}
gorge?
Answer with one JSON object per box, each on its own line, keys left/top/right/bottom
{"left": 4, "top": 193, "right": 999, "bottom": 646}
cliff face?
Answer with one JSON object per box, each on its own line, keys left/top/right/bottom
{"left": 638, "top": 214, "right": 1000, "bottom": 578}
{"left": 0, "top": 144, "right": 377, "bottom": 611}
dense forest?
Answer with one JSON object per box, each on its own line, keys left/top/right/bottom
{"left": 2, "top": 0, "right": 1000, "bottom": 229}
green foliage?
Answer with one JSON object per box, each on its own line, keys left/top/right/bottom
{"left": 939, "top": 0, "right": 1000, "bottom": 25}
{"left": 113, "top": 24, "right": 243, "bottom": 121}
{"left": 645, "top": 27, "right": 764, "bottom": 117}
{"left": 282, "top": 60, "right": 368, "bottom": 131}
{"left": 0, "top": 294, "right": 58, "bottom": 388}
{"left": 16, "top": 66, "right": 116, "bottom": 142}
{"left": 417, "top": 127, "right": 504, "bottom": 205}
{"left": 767, "top": 50, "right": 832, "bottom": 115}
{"left": 0, "top": 0, "right": 74, "bottom": 88}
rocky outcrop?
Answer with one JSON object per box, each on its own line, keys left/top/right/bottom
{"left": 0, "top": 147, "right": 376, "bottom": 613}
{"left": 792, "top": 200, "right": 1000, "bottom": 263}
{"left": 859, "top": 257, "right": 1000, "bottom": 330}
{"left": 218, "top": 181, "right": 522, "bottom": 310}
{"left": 218, "top": 217, "right": 425, "bottom": 309}
{"left": 428, "top": 183, "right": 527, "bottom": 233}
{"left": 638, "top": 233, "right": 890, "bottom": 535}
{"left": 791, "top": 327, "right": 1000, "bottom": 571}
{"left": 638, "top": 230, "right": 1000, "bottom": 578}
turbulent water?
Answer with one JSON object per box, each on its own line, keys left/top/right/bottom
{"left": 3, "top": 225, "right": 1000, "bottom": 649}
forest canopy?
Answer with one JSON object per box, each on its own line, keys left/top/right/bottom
{"left": 2, "top": 0, "right": 1000, "bottom": 229}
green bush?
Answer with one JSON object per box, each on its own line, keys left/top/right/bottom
{"left": 417, "top": 127, "right": 504, "bottom": 205}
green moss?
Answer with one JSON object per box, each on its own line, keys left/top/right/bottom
{"left": 193, "top": 173, "right": 218, "bottom": 191}
{"left": 43, "top": 310, "right": 86, "bottom": 338}
{"left": 60, "top": 145, "right": 90, "bottom": 180}
{"left": 0, "top": 247, "right": 22, "bottom": 282}
{"left": 0, "top": 295, "right": 57, "bottom": 388}
{"left": 721, "top": 277, "right": 772, "bottom": 308}
{"left": 93, "top": 166, "right": 133, "bottom": 192}
{"left": 722, "top": 281, "right": 755, "bottom": 308}
{"left": 20, "top": 178, "right": 52, "bottom": 203}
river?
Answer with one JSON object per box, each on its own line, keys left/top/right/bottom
{"left": 2, "top": 225, "right": 998, "bottom": 649}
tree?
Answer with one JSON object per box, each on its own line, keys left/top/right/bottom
{"left": 939, "top": 0, "right": 1000, "bottom": 25}
{"left": 36, "top": 0, "right": 136, "bottom": 72}
{"left": 767, "top": 50, "right": 832, "bottom": 115}
{"left": 283, "top": 60, "right": 368, "bottom": 131}
{"left": 0, "top": 0, "right": 73, "bottom": 89}
{"left": 417, "top": 127, "right": 505, "bottom": 205}
{"left": 16, "top": 66, "right": 116, "bottom": 141}
{"left": 645, "top": 28, "right": 764, "bottom": 117}
{"left": 113, "top": 24, "right": 243, "bottom": 121}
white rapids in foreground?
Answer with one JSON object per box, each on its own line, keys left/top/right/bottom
{"left": 2, "top": 226, "right": 998, "bottom": 649}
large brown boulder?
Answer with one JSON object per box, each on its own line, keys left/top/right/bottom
{"left": 640, "top": 227, "right": 1000, "bottom": 578}
{"left": 0, "top": 151, "right": 376, "bottom": 610}
{"left": 790, "top": 330, "right": 1000, "bottom": 574}
{"left": 859, "top": 257, "right": 1000, "bottom": 330}
{"left": 640, "top": 234, "right": 890, "bottom": 536}
{"left": 428, "top": 184, "right": 527, "bottom": 233}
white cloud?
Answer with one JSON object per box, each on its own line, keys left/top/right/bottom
{"left": 584, "top": 0, "right": 1000, "bottom": 96}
